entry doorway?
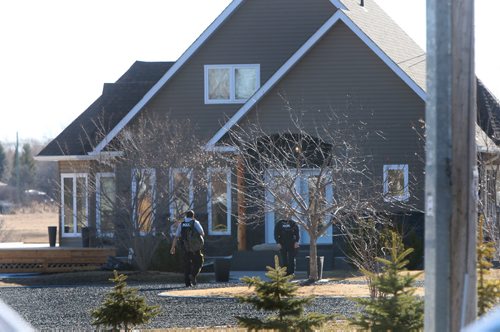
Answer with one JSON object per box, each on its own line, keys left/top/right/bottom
{"left": 264, "top": 169, "right": 333, "bottom": 245}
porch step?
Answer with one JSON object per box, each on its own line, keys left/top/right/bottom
{"left": 230, "top": 249, "right": 335, "bottom": 271}
{"left": 0, "top": 248, "right": 116, "bottom": 273}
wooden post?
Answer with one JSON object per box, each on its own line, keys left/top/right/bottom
{"left": 425, "top": 0, "right": 477, "bottom": 330}
{"left": 237, "top": 155, "right": 247, "bottom": 251}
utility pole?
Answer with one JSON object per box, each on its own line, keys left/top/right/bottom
{"left": 425, "top": 0, "right": 477, "bottom": 331}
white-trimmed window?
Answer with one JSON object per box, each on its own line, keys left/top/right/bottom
{"left": 96, "top": 172, "right": 115, "bottom": 237}
{"left": 169, "top": 168, "right": 194, "bottom": 220}
{"left": 204, "top": 64, "right": 260, "bottom": 104}
{"left": 61, "top": 173, "right": 88, "bottom": 238}
{"left": 207, "top": 168, "right": 232, "bottom": 235}
{"left": 131, "top": 168, "right": 156, "bottom": 235}
{"left": 383, "top": 164, "right": 409, "bottom": 201}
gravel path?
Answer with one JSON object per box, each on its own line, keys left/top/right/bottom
{"left": 0, "top": 281, "right": 359, "bottom": 330}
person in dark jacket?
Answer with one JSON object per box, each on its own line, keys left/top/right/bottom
{"left": 274, "top": 218, "right": 300, "bottom": 276}
{"left": 170, "top": 210, "right": 204, "bottom": 287}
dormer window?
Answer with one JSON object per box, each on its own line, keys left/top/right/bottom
{"left": 204, "top": 64, "right": 260, "bottom": 104}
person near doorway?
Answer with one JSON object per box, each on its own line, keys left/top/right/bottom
{"left": 170, "top": 210, "right": 205, "bottom": 287}
{"left": 274, "top": 218, "right": 300, "bottom": 276}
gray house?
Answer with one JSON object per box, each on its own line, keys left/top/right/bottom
{"left": 37, "top": 0, "right": 500, "bottom": 264}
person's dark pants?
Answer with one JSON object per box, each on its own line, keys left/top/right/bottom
{"left": 280, "top": 246, "right": 296, "bottom": 275}
{"left": 182, "top": 249, "right": 204, "bottom": 286}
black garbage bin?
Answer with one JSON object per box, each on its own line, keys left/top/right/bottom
{"left": 214, "top": 258, "right": 231, "bottom": 282}
{"left": 81, "top": 227, "right": 90, "bottom": 247}
{"left": 306, "top": 256, "right": 324, "bottom": 280}
{"left": 48, "top": 226, "right": 57, "bottom": 247}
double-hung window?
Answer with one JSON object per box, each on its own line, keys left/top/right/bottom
{"left": 204, "top": 64, "right": 260, "bottom": 104}
{"left": 131, "top": 168, "right": 156, "bottom": 235}
{"left": 207, "top": 168, "right": 232, "bottom": 235}
{"left": 383, "top": 164, "right": 409, "bottom": 201}
{"left": 96, "top": 172, "right": 115, "bottom": 237}
{"left": 61, "top": 173, "right": 88, "bottom": 237}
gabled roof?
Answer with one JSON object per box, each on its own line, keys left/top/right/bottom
{"left": 38, "top": 0, "right": 498, "bottom": 157}
{"left": 477, "top": 79, "right": 500, "bottom": 144}
{"left": 90, "top": 0, "right": 246, "bottom": 154}
{"left": 207, "top": 0, "right": 427, "bottom": 147}
{"left": 37, "top": 61, "right": 174, "bottom": 159}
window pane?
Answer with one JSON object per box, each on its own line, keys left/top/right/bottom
{"left": 100, "top": 177, "right": 115, "bottom": 234}
{"left": 137, "top": 171, "right": 154, "bottom": 233}
{"left": 274, "top": 185, "right": 294, "bottom": 222}
{"left": 172, "top": 172, "right": 191, "bottom": 219}
{"left": 76, "top": 177, "right": 87, "bottom": 233}
{"left": 235, "top": 68, "right": 257, "bottom": 99}
{"left": 208, "top": 68, "right": 230, "bottom": 100}
{"left": 63, "top": 178, "right": 73, "bottom": 233}
{"left": 387, "top": 169, "right": 405, "bottom": 196}
{"left": 211, "top": 172, "right": 228, "bottom": 232}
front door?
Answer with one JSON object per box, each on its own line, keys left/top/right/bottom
{"left": 61, "top": 173, "right": 88, "bottom": 238}
{"left": 265, "top": 169, "right": 333, "bottom": 245}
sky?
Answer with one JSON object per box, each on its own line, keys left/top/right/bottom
{"left": 0, "top": 0, "right": 498, "bottom": 145}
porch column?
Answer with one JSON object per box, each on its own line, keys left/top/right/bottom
{"left": 426, "top": 0, "right": 477, "bottom": 330}
{"left": 237, "top": 155, "right": 247, "bottom": 251}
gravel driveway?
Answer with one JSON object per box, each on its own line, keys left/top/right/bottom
{"left": 0, "top": 281, "right": 358, "bottom": 330}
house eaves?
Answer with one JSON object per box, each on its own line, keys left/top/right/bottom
{"left": 90, "top": 0, "right": 350, "bottom": 155}
{"left": 206, "top": 6, "right": 427, "bottom": 148}
{"left": 35, "top": 151, "right": 123, "bottom": 162}
{"left": 90, "top": 0, "right": 245, "bottom": 155}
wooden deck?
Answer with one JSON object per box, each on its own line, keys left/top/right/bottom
{"left": 0, "top": 248, "right": 116, "bottom": 273}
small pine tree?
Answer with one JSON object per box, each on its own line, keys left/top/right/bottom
{"left": 477, "top": 215, "right": 500, "bottom": 316}
{"left": 235, "top": 255, "right": 332, "bottom": 331}
{"left": 349, "top": 231, "right": 424, "bottom": 331}
{"left": 91, "top": 271, "right": 160, "bottom": 331}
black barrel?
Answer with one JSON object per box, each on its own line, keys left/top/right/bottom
{"left": 214, "top": 258, "right": 231, "bottom": 282}
{"left": 48, "top": 226, "right": 57, "bottom": 247}
{"left": 81, "top": 227, "right": 90, "bottom": 247}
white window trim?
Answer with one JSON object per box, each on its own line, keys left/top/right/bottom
{"left": 169, "top": 168, "right": 194, "bottom": 219}
{"left": 60, "top": 173, "right": 88, "bottom": 238}
{"left": 204, "top": 64, "right": 260, "bottom": 104}
{"left": 131, "top": 168, "right": 157, "bottom": 236}
{"left": 383, "top": 164, "right": 409, "bottom": 202}
{"left": 482, "top": 166, "right": 497, "bottom": 220}
{"left": 96, "top": 172, "right": 115, "bottom": 237}
{"left": 207, "top": 168, "right": 232, "bottom": 236}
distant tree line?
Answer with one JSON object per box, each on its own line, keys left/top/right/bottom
{"left": 0, "top": 139, "right": 58, "bottom": 204}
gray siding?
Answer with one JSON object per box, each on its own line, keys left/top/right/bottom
{"left": 138, "top": 0, "right": 336, "bottom": 140}
{"left": 240, "top": 22, "right": 425, "bottom": 210}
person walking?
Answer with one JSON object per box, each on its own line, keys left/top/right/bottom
{"left": 170, "top": 210, "right": 205, "bottom": 287}
{"left": 274, "top": 218, "right": 300, "bottom": 276}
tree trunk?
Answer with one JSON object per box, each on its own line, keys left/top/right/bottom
{"left": 308, "top": 237, "right": 318, "bottom": 281}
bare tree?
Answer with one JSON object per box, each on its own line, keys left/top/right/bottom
{"left": 0, "top": 219, "right": 13, "bottom": 242}
{"left": 226, "top": 107, "right": 414, "bottom": 281}
{"left": 77, "top": 113, "right": 218, "bottom": 271}
{"left": 476, "top": 125, "right": 500, "bottom": 260}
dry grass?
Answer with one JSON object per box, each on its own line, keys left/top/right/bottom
{"left": 143, "top": 320, "right": 355, "bottom": 331}
{"left": 162, "top": 271, "right": 425, "bottom": 298}
{"left": 0, "top": 204, "right": 58, "bottom": 243}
